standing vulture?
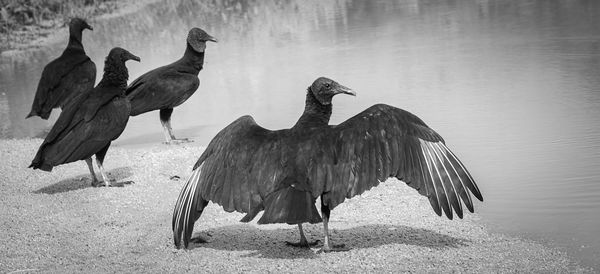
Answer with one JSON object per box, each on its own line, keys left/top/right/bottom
{"left": 27, "top": 17, "right": 96, "bottom": 120}
{"left": 125, "top": 27, "right": 217, "bottom": 144}
{"left": 173, "top": 77, "right": 484, "bottom": 251}
{"left": 29, "top": 48, "right": 140, "bottom": 187}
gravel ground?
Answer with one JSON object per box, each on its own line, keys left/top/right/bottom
{"left": 0, "top": 139, "right": 592, "bottom": 273}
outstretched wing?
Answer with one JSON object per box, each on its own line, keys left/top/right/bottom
{"left": 172, "top": 116, "right": 288, "bottom": 247}
{"left": 304, "top": 104, "right": 483, "bottom": 219}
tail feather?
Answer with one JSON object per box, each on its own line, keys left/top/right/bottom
{"left": 173, "top": 166, "right": 207, "bottom": 249}
{"left": 258, "top": 186, "right": 322, "bottom": 225}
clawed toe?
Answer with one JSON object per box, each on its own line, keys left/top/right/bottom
{"left": 164, "top": 138, "right": 193, "bottom": 145}
{"left": 92, "top": 180, "right": 134, "bottom": 188}
{"left": 91, "top": 180, "right": 105, "bottom": 187}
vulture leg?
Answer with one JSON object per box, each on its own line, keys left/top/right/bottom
{"left": 160, "top": 108, "right": 192, "bottom": 144}
{"left": 285, "top": 224, "right": 319, "bottom": 248}
{"left": 96, "top": 143, "right": 114, "bottom": 186}
{"left": 85, "top": 158, "right": 101, "bottom": 187}
{"left": 94, "top": 145, "right": 114, "bottom": 187}
{"left": 94, "top": 144, "right": 133, "bottom": 187}
{"left": 318, "top": 202, "right": 350, "bottom": 253}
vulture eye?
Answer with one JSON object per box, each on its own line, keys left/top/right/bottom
{"left": 325, "top": 83, "right": 331, "bottom": 89}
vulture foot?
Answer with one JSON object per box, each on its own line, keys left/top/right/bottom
{"left": 92, "top": 179, "right": 114, "bottom": 187}
{"left": 91, "top": 178, "right": 103, "bottom": 187}
{"left": 93, "top": 179, "right": 136, "bottom": 187}
{"left": 164, "top": 138, "right": 193, "bottom": 145}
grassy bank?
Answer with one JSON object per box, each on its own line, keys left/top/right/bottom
{"left": 0, "top": 139, "right": 591, "bottom": 273}
{"left": 0, "top": 0, "right": 149, "bottom": 52}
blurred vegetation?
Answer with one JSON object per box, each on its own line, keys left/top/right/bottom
{"left": 0, "top": 0, "right": 121, "bottom": 51}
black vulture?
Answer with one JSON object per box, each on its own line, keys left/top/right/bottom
{"left": 173, "top": 77, "right": 484, "bottom": 252}
{"left": 27, "top": 17, "right": 96, "bottom": 120}
{"left": 125, "top": 27, "right": 217, "bottom": 144}
{"left": 29, "top": 48, "right": 140, "bottom": 187}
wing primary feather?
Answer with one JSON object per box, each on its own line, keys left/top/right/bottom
{"left": 433, "top": 142, "right": 474, "bottom": 212}
{"left": 173, "top": 165, "right": 203, "bottom": 248}
{"left": 172, "top": 166, "right": 197, "bottom": 229}
{"left": 443, "top": 143, "right": 483, "bottom": 201}
{"left": 426, "top": 142, "right": 453, "bottom": 219}
{"left": 420, "top": 143, "right": 446, "bottom": 217}
{"left": 183, "top": 169, "right": 201, "bottom": 247}
{"left": 416, "top": 146, "right": 441, "bottom": 216}
{"left": 422, "top": 142, "right": 453, "bottom": 219}
{"left": 429, "top": 142, "right": 463, "bottom": 218}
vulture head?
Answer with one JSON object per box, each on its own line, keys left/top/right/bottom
{"left": 309, "top": 77, "right": 355, "bottom": 105}
{"left": 69, "top": 17, "right": 93, "bottom": 34}
{"left": 187, "top": 27, "right": 218, "bottom": 53}
{"left": 107, "top": 47, "right": 141, "bottom": 64}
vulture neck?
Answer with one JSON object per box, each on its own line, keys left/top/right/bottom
{"left": 98, "top": 60, "right": 128, "bottom": 90}
{"left": 179, "top": 43, "right": 205, "bottom": 73}
{"left": 66, "top": 30, "right": 85, "bottom": 52}
{"left": 293, "top": 89, "right": 332, "bottom": 130}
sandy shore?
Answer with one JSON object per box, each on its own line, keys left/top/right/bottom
{"left": 0, "top": 139, "right": 591, "bottom": 273}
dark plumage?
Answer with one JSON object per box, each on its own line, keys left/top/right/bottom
{"left": 29, "top": 48, "right": 140, "bottom": 187}
{"left": 126, "top": 27, "right": 217, "bottom": 144}
{"left": 173, "top": 77, "right": 484, "bottom": 251}
{"left": 27, "top": 17, "right": 96, "bottom": 120}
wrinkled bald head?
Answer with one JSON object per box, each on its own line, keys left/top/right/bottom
{"left": 187, "top": 27, "right": 217, "bottom": 52}
{"left": 107, "top": 47, "right": 140, "bottom": 64}
{"left": 69, "top": 17, "right": 93, "bottom": 34}
{"left": 309, "top": 77, "right": 355, "bottom": 105}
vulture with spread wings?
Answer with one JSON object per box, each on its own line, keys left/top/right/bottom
{"left": 173, "top": 77, "right": 483, "bottom": 252}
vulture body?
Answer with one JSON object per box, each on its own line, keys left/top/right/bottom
{"left": 29, "top": 48, "right": 140, "bottom": 187}
{"left": 126, "top": 27, "right": 217, "bottom": 144}
{"left": 173, "top": 77, "right": 483, "bottom": 251}
{"left": 27, "top": 18, "right": 96, "bottom": 120}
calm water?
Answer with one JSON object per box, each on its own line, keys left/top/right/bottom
{"left": 1, "top": 0, "right": 599, "bottom": 269}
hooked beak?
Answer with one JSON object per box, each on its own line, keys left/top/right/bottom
{"left": 128, "top": 54, "right": 141, "bottom": 62}
{"left": 206, "top": 35, "right": 218, "bottom": 43}
{"left": 334, "top": 84, "right": 356, "bottom": 96}
{"left": 86, "top": 24, "right": 93, "bottom": 31}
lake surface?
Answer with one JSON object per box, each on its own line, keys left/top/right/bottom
{"left": 1, "top": 0, "right": 599, "bottom": 269}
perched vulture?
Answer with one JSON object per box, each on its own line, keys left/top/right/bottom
{"left": 125, "top": 27, "right": 217, "bottom": 144}
{"left": 27, "top": 17, "right": 96, "bottom": 120}
{"left": 29, "top": 48, "right": 140, "bottom": 187}
{"left": 173, "top": 77, "right": 483, "bottom": 252}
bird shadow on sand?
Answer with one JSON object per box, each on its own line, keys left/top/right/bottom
{"left": 188, "top": 223, "right": 470, "bottom": 259}
{"left": 32, "top": 166, "right": 134, "bottom": 194}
